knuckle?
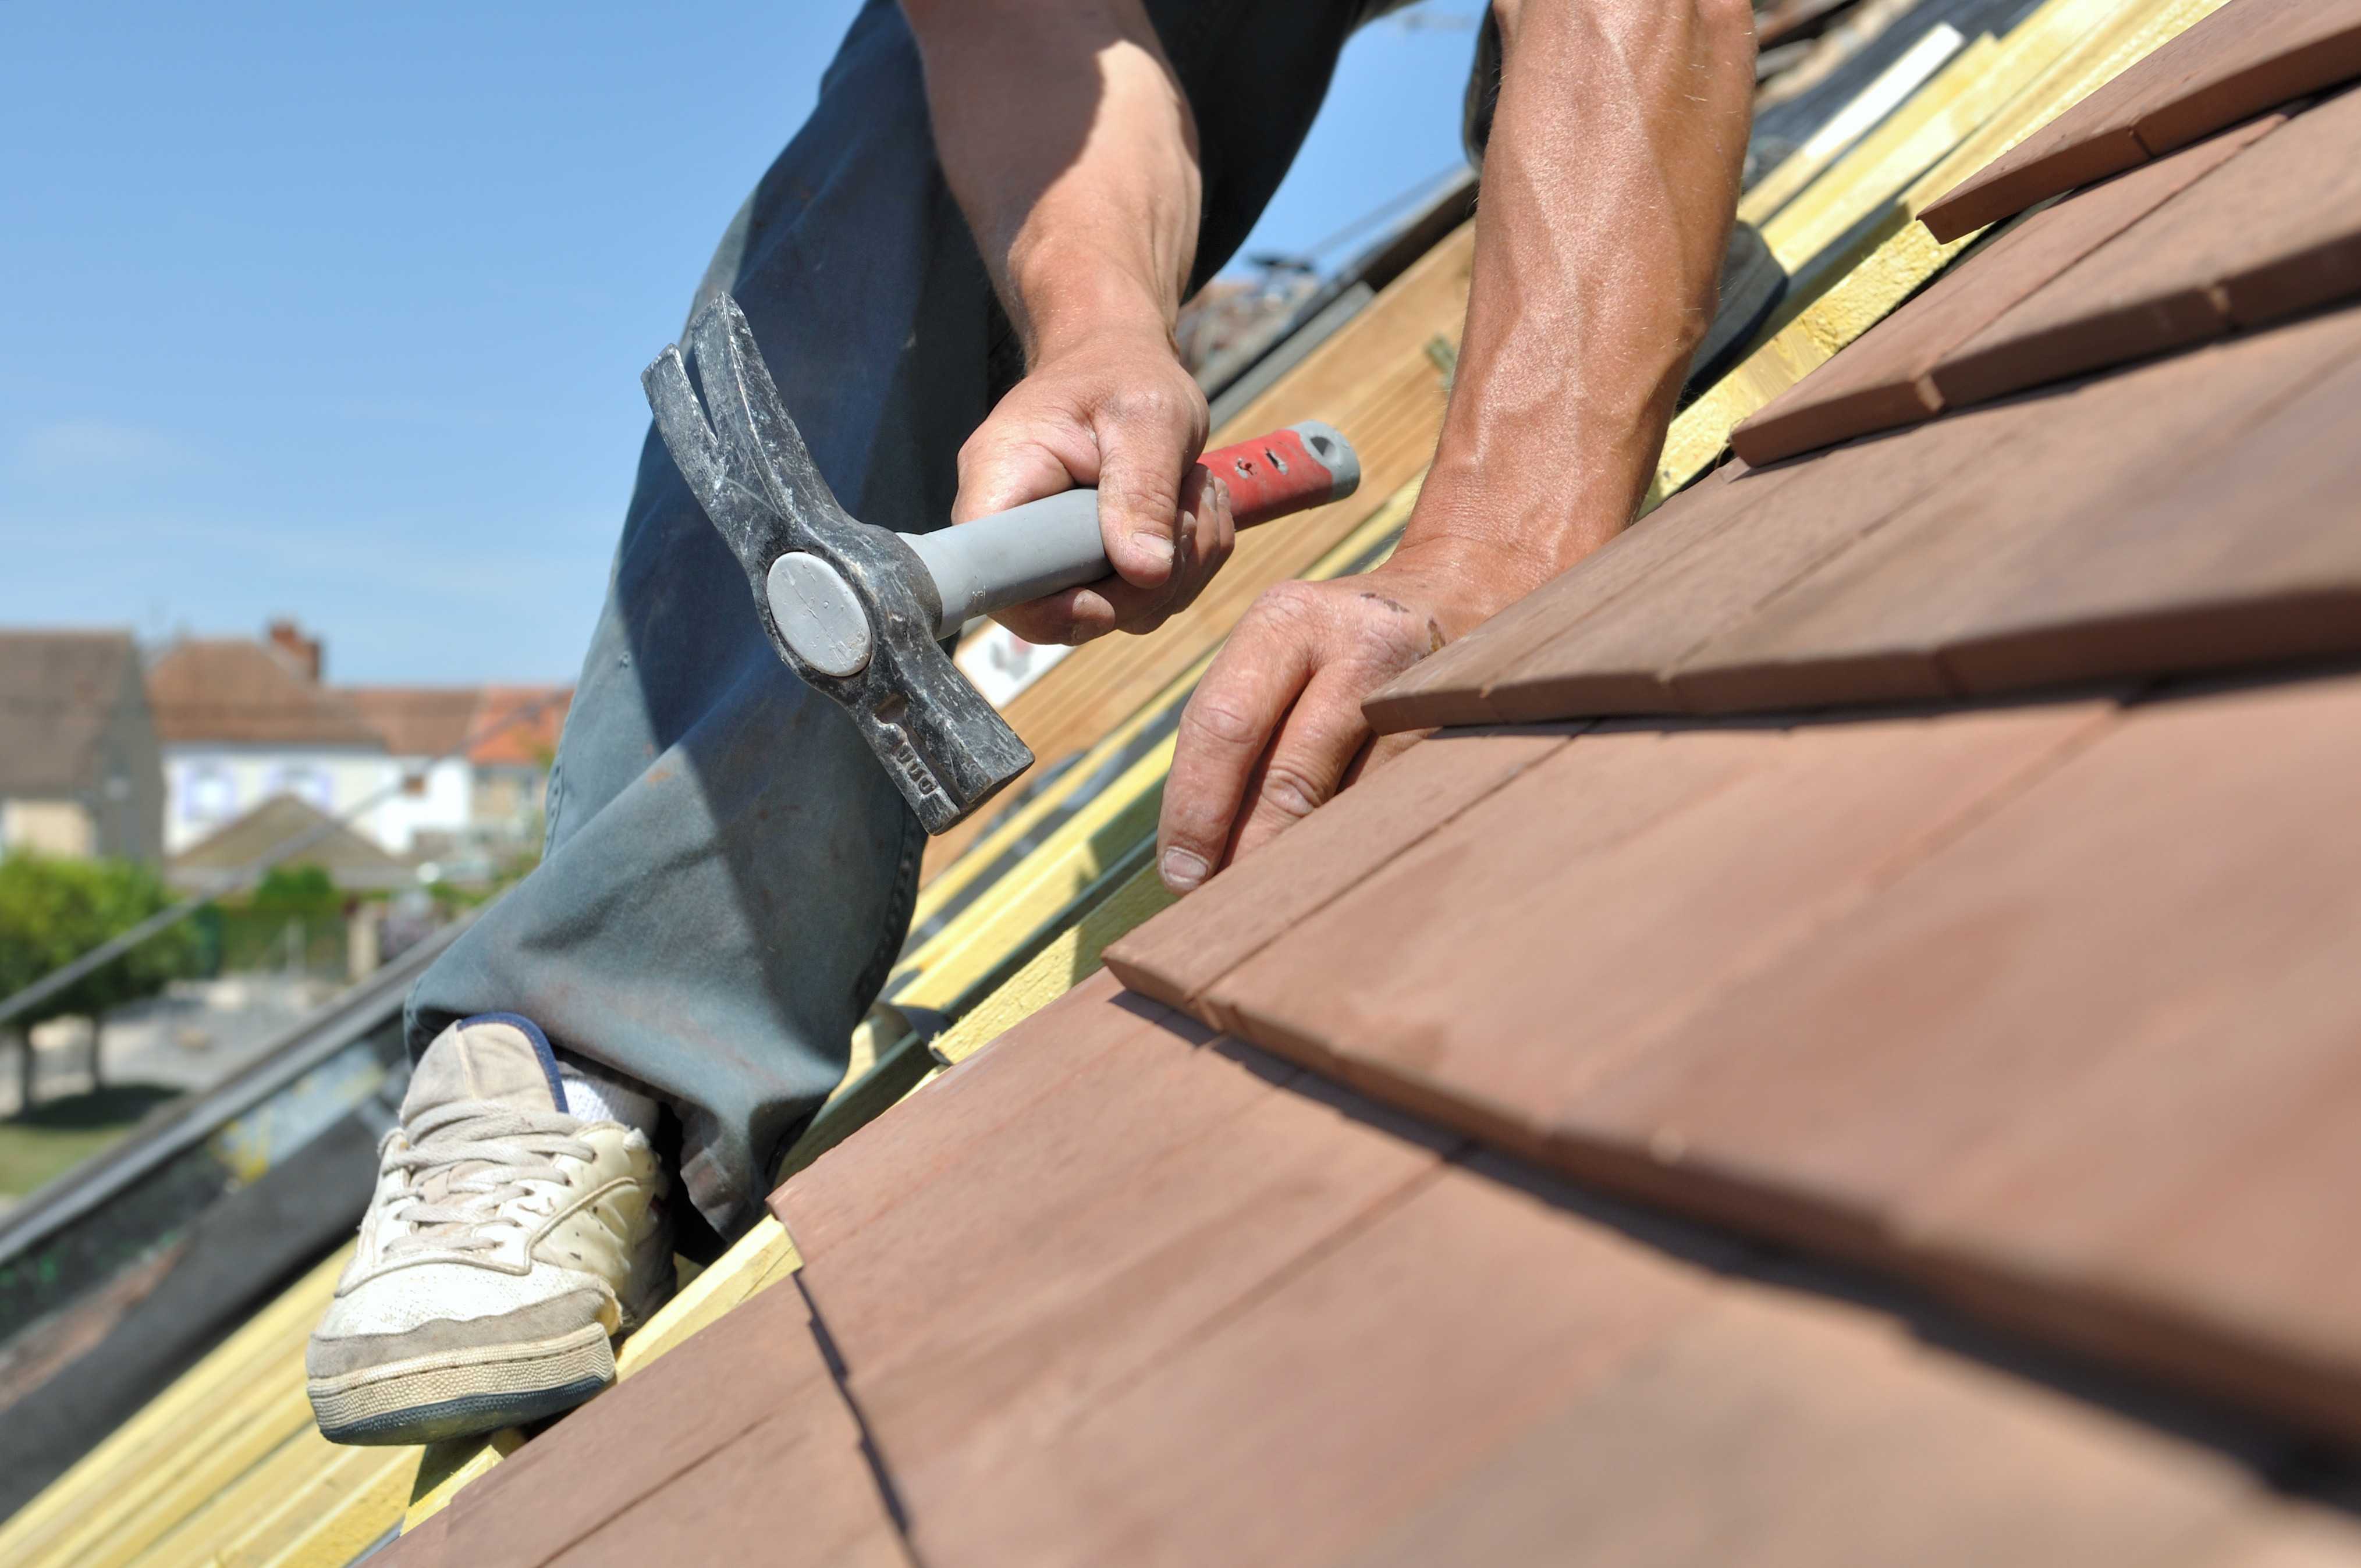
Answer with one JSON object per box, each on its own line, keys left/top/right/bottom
{"left": 1258, "top": 765, "right": 1327, "bottom": 823}
{"left": 1182, "top": 690, "right": 1263, "bottom": 749}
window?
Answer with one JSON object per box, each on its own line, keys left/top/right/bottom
{"left": 184, "top": 764, "right": 236, "bottom": 822}
{"left": 269, "top": 765, "right": 335, "bottom": 812}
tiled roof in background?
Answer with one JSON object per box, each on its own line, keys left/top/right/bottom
{"left": 333, "top": 684, "right": 569, "bottom": 767}
{"left": 11, "top": 0, "right": 2361, "bottom": 1560}
{"left": 336, "top": 688, "right": 478, "bottom": 759}
{"left": 464, "top": 686, "right": 568, "bottom": 769}
{"left": 0, "top": 630, "right": 138, "bottom": 794}
{"left": 145, "top": 639, "right": 384, "bottom": 749}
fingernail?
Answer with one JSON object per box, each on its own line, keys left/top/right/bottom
{"left": 1161, "top": 847, "right": 1209, "bottom": 894}
{"left": 1129, "top": 528, "right": 1174, "bottom": 563}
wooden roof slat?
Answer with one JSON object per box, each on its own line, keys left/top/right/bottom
{"left": 1735, "top": 111, "right": 2284, "bottom": 464}
{"left": 1670, "top": 305, "right": 2361, "bottom": 713}
{"left": 1933, "top": 86, "right": 2361, "bottom": 408}
{"left": 1922, "top": 0, "right": 2361, "bottom": 241}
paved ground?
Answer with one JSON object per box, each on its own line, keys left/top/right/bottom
{"left": 2, "top": 975, "right": 345, "bottom": 1121}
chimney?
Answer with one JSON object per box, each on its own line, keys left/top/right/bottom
{"left": 267, "top": 619, "right": 322, "bottom": 682}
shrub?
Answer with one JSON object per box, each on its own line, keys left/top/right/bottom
{"left": 0, "top": 854, "right": 207, "bottom": 1036}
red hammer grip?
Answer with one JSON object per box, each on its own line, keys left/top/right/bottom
{"left": 1197, "top": 421, "right": 1360, "bottom": 528}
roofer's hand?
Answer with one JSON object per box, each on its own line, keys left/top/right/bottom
{"left": 1154, "top": 542, "right": 1493, "bottom": 893}
{"left": 951, "top": 328, "right": 1235, "bottom": 645}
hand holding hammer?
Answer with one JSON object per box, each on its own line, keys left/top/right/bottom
{"left": 645, "top": 294, "right": 1358, "bottom": 833}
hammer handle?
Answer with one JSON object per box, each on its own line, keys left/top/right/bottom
{"left": 901, "top": 420, "right": 1361, "bottom": 639}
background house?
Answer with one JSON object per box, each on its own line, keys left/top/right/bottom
{"left": 148, "top": 622, "right": 572, "bottom": 873}
{"left": 338, "top": 683, "right": 568, "bottom": 870}
{"left": 0, "top": 630, "right": 164, "bottom": 862}
{"left": 144, "top": 622, "right": 396, "bottom": 858}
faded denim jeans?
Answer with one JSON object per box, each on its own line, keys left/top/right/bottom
{"left": 407, "top": 0, "right": 1377, "bottom": 1247}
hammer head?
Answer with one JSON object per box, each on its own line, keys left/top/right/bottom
{"left": 642, "top": 294, "right": 1032, "bottom": 833}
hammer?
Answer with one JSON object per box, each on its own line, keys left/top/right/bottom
{"left": 642, "top": 293, "right": 1361, "bottom": 834}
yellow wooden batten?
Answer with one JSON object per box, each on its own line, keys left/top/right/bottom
{"left": 1655, "top": 0, "right": 2224, "bottom": 498}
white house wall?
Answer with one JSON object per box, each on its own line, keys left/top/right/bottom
{"left": 164, "top": 746, "right": 403, "bottom": 856}
{"left": 369, "top": 756, "right": 474, "bottom": 855}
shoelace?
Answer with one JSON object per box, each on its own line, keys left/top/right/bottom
{"left": 381, "top": 1098, "right": 597, "bottom": 1258}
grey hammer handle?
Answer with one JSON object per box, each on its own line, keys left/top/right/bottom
{"left": 899, "top": 420, "right": 1360, "bottom": 640}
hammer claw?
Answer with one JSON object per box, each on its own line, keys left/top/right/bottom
{"left": 645, "top": 294, "right": 1035, "bottom": 835}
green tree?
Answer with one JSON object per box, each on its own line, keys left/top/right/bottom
{"left": 0, "top": 854, "right": 207, "bottom": 1105}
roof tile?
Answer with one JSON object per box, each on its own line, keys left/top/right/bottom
{"left": 1671, "top": 305, "right": 2361, "bottom": 713}
{"left": 1932, "top": 87, "right": 2361, "bottom": 409}
{"left": 1920, "top": 0, "right": 2361, "bottom": 241}
{"left": 1735, "top": 113, "right": 2284, "bottom": 465}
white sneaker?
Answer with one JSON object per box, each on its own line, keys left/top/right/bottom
{"left": 307, "top": 1015, "right": 673, "bottom": 1445}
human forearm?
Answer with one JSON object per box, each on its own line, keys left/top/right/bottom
{"left": 903, "top": 0, "right": 1199, "bottom": 358}
{"left": 1402, "top": 0, "right": 1756, "bottom": 610}
{"left": 901, "top": 0, "right": 1223, "bottom": 632}
{"left": 1155, "top": 0, "right": 1758, "bottom": 891}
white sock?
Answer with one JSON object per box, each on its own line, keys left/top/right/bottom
{"left": 555, "top": 1053, "right": 659, "bottom": 1134}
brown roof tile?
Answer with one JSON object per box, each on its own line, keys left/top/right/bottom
{"left": 337, "top": 688, "right": 479, "bottom": 758}
{"left": 1490, "top": 399, "right": 2033, "bottom": 720}
{"left": 378, "top": 1273, "right": 876, "bottom": 1567}
{"left": 1361, "top": 459, "right": 1787, "bottom": 733}
{"left": 145, "top": 639, "right": 382, "bottom": 748}
{"left": 1932, "top": 89, "right": 2361, "bottom": 411}
{"left": 1559, "top": 673, "right": 2361, "bottom": 1433}
{"left": 1673, "top": 307, "right": 2361, "bottom": 713}
{"left": 0, "top": 630, "right": 138, "bottom": 794}
{"left": 1340, "top": 1253, "right": 2260, "bottom": 1568}
{"left": 1199, "top": 703, "right": 2103, "bottom": 1163}
{"left": 1921, "top": 0, "right": 2361, "bottom": 242}
{"left": 1104, "top": 726, "right": 1575, "bottom": 1018}
{"left": 1735, "top": 115, "right": 2286, "bottom": 466}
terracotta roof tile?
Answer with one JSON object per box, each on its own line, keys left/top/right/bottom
{"left": 1492, "top": 399, "right": 2035, "bottom": 720}
{"left": 1921, "top": 0, "right": 2361, "bottom": 241}
{"left": 855, "top": 1069, "right": 1456, "bottom": 1540}
{"left": 377, "top": 1274, "right": 869, "bottom": 1567}
{"left": 1557, "top": 673, "right": 2361, "bottom": 1432}
{"left": 145, "top": 639, "right": 382, "bottom": 748}
{"left": 1932, "top": 88, "right": 2361, "bottom": 410}
{"left": 336, "top": 688, "right": 479, "bottom": 758}
{"left": 1197, "top": 703, "right": 2103, "bottom": 1162}
{"left": 1735, "top": 114, "right": 2286, "bottom": 465}
{"left": 1361, "top": 459, "right": 1786, "bottom": 733}
{"left": 468, "top": 686, "right": 568, "bottom": 767}
{"left": 1674, "top": 307, "right": 2361, "bottom": 712}
{"left": 1341, "top": 1263, "right": 2261, "bottom": 1568}
{"left": 1104, "top": 726, "right": 1575, "bottom": 1018}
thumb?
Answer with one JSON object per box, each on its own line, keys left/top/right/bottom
{"left": 1092, "top": 391, "right": 1204, "bottom": 590}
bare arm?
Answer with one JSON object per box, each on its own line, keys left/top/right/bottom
{"left": 1156, "top": 0, "right": 1756, "bottom": 891}
{"left": 903, "top": 0, "right": 1234, "bottom": 643}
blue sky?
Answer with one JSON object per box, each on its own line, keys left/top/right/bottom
{"left": 1, "top": 2, "right": 1482, "bottom": 684}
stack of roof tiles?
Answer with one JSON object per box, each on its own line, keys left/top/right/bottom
{"left": 10, "top": 0, "right": 2361, "bottom": 1561}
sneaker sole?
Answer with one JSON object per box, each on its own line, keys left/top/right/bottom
{"left": 308, "top": 1320, "right": 615, "bottom": 1446}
